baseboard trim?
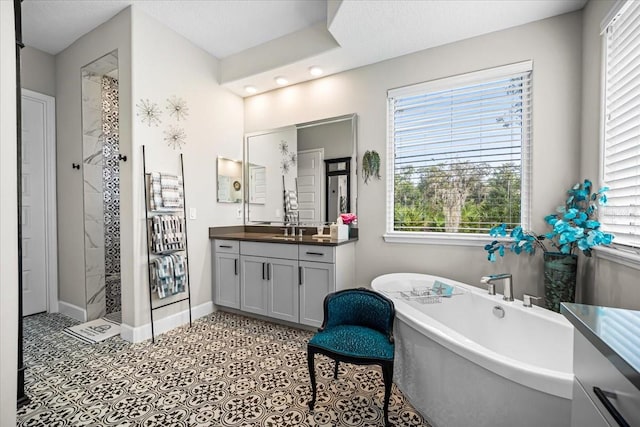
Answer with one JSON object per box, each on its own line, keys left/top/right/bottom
{"left": 120, "top": 301, "right": 214, "bottom": 343}
{"left": 58, "top": 301, "right": 87, "bottom": 322}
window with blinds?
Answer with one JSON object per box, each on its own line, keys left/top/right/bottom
{"left": 387, "top": 62, "right": 532, "bottom": 234}
{"left": 602, "top": 0, "right": 640, "bottom": 248}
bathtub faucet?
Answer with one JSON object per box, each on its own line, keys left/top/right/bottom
{"left": 480, "top": 274, "right": 514, "bottom": 302}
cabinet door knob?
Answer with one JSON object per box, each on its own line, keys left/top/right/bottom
{"left": 234, "top": 258, "right": 238, "bottom": 275}
{"left": 299, "top": 266, "right": 304, "bottom": 285}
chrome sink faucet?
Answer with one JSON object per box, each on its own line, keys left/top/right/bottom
{"left": 481, "top": 273, "right": 514, "bottom": 301}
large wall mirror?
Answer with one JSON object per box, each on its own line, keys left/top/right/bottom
{"left": 245, "top": 114, "right": 357, "bottom": 225}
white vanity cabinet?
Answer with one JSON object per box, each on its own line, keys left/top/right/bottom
{"left": 299, "top": 245, "right": 336, "bottom": 328}
{"left": 571, "top": 331, "right": 640, "bottom": 427}
{"left": 212, "top": 240, "right": 240, "bottom": 309}
{"left": 266, "top": 257, "right": 299, "bottom": 323}
{"left": 298, "top": 244, "right": 356, "bottom": 327}
{"left": 239, "top": 255, "right": 269, "bottom": 316}
{"left": 562, "top": 303, "right": 640, "bottom": 427}
{"left": 299, "top": 261, "right": 334, "bottom": 327}
{"left": 240, "top": 242, "right": 299, "bottom": 323}
{"left": 213, "top": 237, "right": 355, "bottom": 327}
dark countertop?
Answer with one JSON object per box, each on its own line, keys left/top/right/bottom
{"left": 208, "top": 226, "right": 358, "bottom": 247}
{"left": 561, "top": 302, "right": 640, "bottom": 391}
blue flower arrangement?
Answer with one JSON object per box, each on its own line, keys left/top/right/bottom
{"left": 485, "top": 179, "right": 614, "bottom": 262}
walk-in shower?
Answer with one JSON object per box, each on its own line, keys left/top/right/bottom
{"left": 81, "top": 50, "right": 121, "bottom": 321}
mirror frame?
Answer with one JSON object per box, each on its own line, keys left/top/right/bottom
{"left": 244, "top": 113, "right": 358, "bottom": 225}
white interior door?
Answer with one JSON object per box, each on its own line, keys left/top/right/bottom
{"left": 297, "top": 149, "right": 323, "bottom": 223}
{"left": 21, "top": 91, "right": 55, "bottom": 316}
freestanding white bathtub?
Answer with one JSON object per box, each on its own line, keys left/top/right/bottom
{"left": 371, "top": 273, "right": 574, "bottom": 427}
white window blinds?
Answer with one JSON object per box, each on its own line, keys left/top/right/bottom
{"left": 602, "top": 0, "right": 640, "bottom": 248}
{"left": 387, "top": 62, "right": 532, "bottom": 234}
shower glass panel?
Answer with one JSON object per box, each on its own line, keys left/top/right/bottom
{"left": 81, "top": 50, "right": 121, "bottom": 322}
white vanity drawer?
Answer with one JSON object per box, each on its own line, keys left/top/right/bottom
{"left": 571, "top": 379, "right": 611, "bottom": 427}
{"left": 299, "top": 245, "right": 335, "bottom": 263}
{"left": 240, "top": 241, "right": 298, "bottom": 260}
{"left": 214, "top": 239, "right": 239, "bottom": 254}
{"left": 574, "top": 331, "right": 640, "bottom": 426}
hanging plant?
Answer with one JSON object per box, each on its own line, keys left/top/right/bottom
{"left": 362, "top": 150, "right": 381, "bottom": 184}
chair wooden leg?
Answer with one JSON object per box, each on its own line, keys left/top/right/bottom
{"left": 333, "top": 360, "right": 339, "bottom": 379}
{"left": 382, "top": 362, "right": 394, "bottom": 427}
{"left": 307, "top": 347, "right": 317, "bottom": 411}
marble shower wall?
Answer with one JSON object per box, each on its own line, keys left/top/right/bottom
{"left": 81, "top": 52, "right": 120, "bottom": 321}
{"left": 82, "top": 71, "right": 106, "bottom": 321}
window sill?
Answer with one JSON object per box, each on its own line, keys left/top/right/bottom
{"left": 383, "top": 232, "right": 495, "bottom": 247}
{"left": 594, "top": 246, "right": 640, "bottom": 270}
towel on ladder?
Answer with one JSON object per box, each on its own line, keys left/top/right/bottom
{"left": 160, "top": 173, "right": 184, "bottom": 209}
{"left": 285, "top": 190, "right": 298, "bottom": 210}
{"left": 284, "top": 190, "right": 299, "bottom": 223}
{"left": 150, "top": 255, "right": 187, "bottom": 299}
{"left": 151, "top": 256, "right": 174, "bottom": 299}
{"left": 149, "top": 172, "right": 184, "bottom": 211}
{"left": 149, "top": 172, "right": 163, "bottom": 211}
{"left": 150, "top": 215, "right": 185, "bottom": 254}
{"left": 171, "top": 253, "right": 187, "bottom": 294}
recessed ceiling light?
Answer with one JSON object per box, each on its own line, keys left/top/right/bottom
{"left": 275, "top": 76, "right": 288, "bottom": 86}
{"left": 309, "top": 66, "right": 323, "bottom": 77}
{"left": 245, "top": 85, "right": 257, "bottom": 94}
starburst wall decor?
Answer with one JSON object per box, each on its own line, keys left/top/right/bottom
{"left": 166, "top": 96, "right": 189, "bottom": 121}
{"left": 164, "top": 126, "right": 187, "bottom": 150}
{"left": 279, "top": 139, "right": 297, "bottom": 174}
{"left": 279, "top": 140, "right": 289, "bottom": 154}
{"left": 136, "top": 99, "right": 162, "bottom": 127}
{"left": 281, "top": 159, "right": 291, "bottom": 174}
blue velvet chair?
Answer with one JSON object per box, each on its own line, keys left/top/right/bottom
{"left": 307, "top": 288, "right": 396, "bottom": 426}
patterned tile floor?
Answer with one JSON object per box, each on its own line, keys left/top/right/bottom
{"left": 17, "top": 312, "right": 430, "bottom": 426}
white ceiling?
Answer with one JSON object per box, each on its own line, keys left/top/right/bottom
{"left": 21, "top": 0, "right": 328, "bottom": 58}
{"left": 21, "top": 0, "right": 587, "bottom": 97}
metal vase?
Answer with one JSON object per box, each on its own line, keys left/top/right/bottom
{"left": 543, "top": 252, "right": 578, "bottom": 312}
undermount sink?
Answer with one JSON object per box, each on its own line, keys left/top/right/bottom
{"left": 270, "top": 235, "right": 297, "bottom": 241}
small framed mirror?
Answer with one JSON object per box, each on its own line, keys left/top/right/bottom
{"left": 217, "top": 157, "right": 243, "bottom": 203}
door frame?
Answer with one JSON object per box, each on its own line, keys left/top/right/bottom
{"left": 297, "top": 148, "right": 324, "bottom": 223}
{"left": 21, "top": 88, "right": 58, "bottom": 313}
{"left": 324, "top": 156, "right": 351, "bottom": 222}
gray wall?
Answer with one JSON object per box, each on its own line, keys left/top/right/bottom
{"left": 298, "top": 119, "right": 353, "bottom": 159}
{"left": 129, "top": 7, "right": 244, "bottom": 331}
{"left": 21, "top": 45, "right": 56, "bottom": 96}
{"left": 578, "top": 0, "right": 640, "bottom": 310}
{"left": 1, "top": 2, "right": 18, "bottom": 424}
{"left": 246, "top": 11, "right": 584, "bottom": 300}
